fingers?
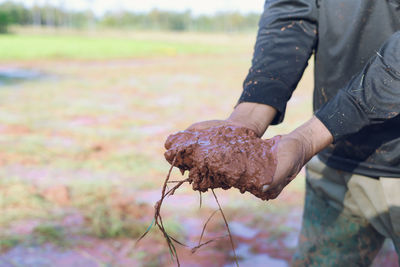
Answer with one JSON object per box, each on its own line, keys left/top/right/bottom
{"left": 187, "top": 120, "right": 228, "bottom": 131}
{"left": 186, "top": 121, "right": 206, "bottom": 131}
{"left": 262, "top": 184, "right": 284, "bottom": 200}
{"left": 262, "top": 184, "right": 270, "bottom": 192}
{"left": 262, "top": 176, "right": 292, "bottom": 200}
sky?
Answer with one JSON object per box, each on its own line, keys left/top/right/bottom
{"left": 2, "top": 0, "right": 265, "bottom": 16}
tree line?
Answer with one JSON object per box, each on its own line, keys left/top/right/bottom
{"left": 0, "top": 1, "right": 261, "bottom": 33}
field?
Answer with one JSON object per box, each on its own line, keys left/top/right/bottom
{"left": 0, "top": 29, "right": 397, "bottom": 266}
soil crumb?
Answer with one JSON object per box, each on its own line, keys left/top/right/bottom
{"left": 164, "top": 125, "right": 280, "bottom": 200}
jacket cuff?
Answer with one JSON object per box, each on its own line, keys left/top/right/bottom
{"left": 315, "top": 89, "right": 369, "bottom": 142}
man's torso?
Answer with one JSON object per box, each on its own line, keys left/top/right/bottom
{"left": 314, "top": 0, "right": 400, "bottom": 177}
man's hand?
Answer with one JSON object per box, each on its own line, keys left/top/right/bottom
{"left": 164, "top": 102, "right": 333, "bottom": 201}
{"left": 262, "top": 116, "right": 333, "bottom": 199}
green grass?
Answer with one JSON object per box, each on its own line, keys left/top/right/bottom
{"left": 32, "top": 224, "right": 67, "bottom": 247}
{"left": 0, "top": 225, "right": 68, "bottom": 252}
{"left": 0, "top": 235, "right": 21, "bottom": 252}
{"left": 0, "top": 34, "right": 229, "bottom": 60}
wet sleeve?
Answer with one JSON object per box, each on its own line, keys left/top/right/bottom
{"left": 238, "top": 0, "right": 318, "bottom": 124}
{"left": 315, "top": 31, "right": 400, "bottom": 142}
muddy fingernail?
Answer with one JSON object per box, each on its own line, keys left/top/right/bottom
{"left": 262, "top": 185, "right": 270, "bottom": 192}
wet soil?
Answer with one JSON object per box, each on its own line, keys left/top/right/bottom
{"left": 165, "top": 125, "right": 280, "bottom": 200}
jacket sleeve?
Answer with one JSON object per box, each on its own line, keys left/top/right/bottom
{"left": 238, "top": 0, "right": 318, "bottom": 124}
{"left": 315, "top": 31, "right": 400, "bottom": 142}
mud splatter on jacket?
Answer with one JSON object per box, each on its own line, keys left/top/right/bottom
{"left": 239, "top": 0, "right": 400, "bottom": 177}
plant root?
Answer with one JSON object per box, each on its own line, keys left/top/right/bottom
{"left": 137, "top": 156, "right": 240, "bottom": 266}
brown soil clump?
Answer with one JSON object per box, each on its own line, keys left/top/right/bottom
{"left": 164, "top": 125, "right": 280, "bottom": 200}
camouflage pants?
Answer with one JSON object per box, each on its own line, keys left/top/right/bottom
{"left": 292, "top": 156, "right": 400, "bottom": 267}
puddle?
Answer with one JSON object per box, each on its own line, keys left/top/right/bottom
{"left": 0, "top": 68, "right": 43, "bottom": 85}
{"left": 224, "top": 244, "right": 289, "bottom": 267}
{"left": 0, "top": 245, "right": 96, "bottom": 267}
{"left": 230, "top": 221, "right": 259, "bottom": 239}
{"left": 0, "top": 241, "right": 139, "bottom": 267}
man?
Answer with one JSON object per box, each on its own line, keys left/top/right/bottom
{"left": 166, "top": 0, "right": 400, "bottom": 265}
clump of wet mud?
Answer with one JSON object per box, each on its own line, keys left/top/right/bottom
{"left": 164, "top": 125, "right": 280, "bottom": 200}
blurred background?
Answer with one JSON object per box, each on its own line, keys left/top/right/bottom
{"left": 0, "top": 1, "right": 397, "bottom": 266}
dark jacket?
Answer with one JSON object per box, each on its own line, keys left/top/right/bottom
{"left": 239, "top": 0, "right": 400, "bottom": 177}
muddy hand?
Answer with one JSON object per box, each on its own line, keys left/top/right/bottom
{"left": 261, "top": 134, "right": 307, "bottom": 200}
{"left": 262, "top": 116, "right": 333, "bottom": 200}
{"left": 186, "top": 120, "right": 233, "bottom": 131}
